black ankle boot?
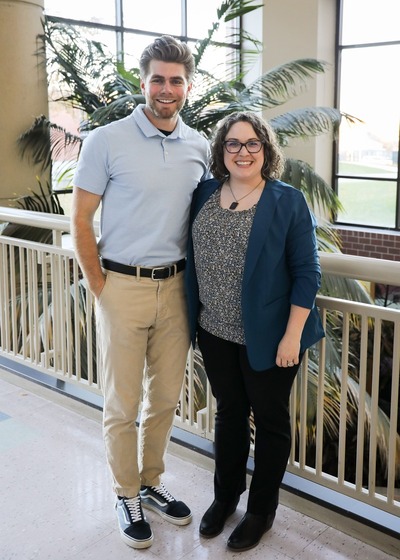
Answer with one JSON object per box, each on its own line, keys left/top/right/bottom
{"left": 227, "top": 511, "right": 275, "bottom": 551}
{"left": 199, "top": 497, "right": 240, "bottom": 538}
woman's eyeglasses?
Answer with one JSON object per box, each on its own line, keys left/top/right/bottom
{"left": 223, "top": 140, "right": 263, "bottom": 154}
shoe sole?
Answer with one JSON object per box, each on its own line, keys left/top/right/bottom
{"left": 226, "top": 529, "right": 266, "bottom": 552}
{"left": 120, "top": 529, "right": 154, "bottom": 549}
{"left": 141, "top": 501, "right": 192, "bottom": 526}
{"left": 227, "top": 540, "right": 261, "bottom": 552}
{"left": 199, "top": 527, "right": 225, "bottom": 539}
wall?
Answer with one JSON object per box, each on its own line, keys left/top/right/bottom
{"left": 0, "top": 0, "right": 49, "bottom": 207}
{"left": 261, "top": 0, "right": 336, "bottom": 186}
{"left": 337, "top": 227, "right": 400, "bottom": 262}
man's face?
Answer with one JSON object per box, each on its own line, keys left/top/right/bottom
{"left": 140, "top": 60, "right": 192, "bottom": 126}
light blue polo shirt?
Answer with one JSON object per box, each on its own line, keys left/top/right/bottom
{"left": 73, "top": 104, "right": 210, "bottom": 266}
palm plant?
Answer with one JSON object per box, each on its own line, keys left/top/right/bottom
{"left": 10, "top": 0, "right": 398, "bottom": 483}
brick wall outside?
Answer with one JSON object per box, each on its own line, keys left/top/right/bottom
{"left": 336, "top": 227, "right": 400, "bottom": 262}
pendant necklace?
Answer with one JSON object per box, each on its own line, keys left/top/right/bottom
{"left": 227, "top": 178, "right": 264, "bottom": 210}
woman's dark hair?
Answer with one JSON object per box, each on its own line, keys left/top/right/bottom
{"left": 209, "top": 111, "right": 285, "bottom": 181}
{"left": 139, "top": 35, "right": 195, "bottom": 82}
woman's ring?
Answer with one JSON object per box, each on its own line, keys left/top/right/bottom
{"left": 288, "top": 361, "right": 294, "bottom": 366}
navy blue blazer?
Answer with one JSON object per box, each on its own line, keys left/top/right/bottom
{"left": 185, "top": 178, "right": 325, "bottom": 371}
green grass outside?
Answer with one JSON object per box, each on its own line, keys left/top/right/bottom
{"left": 337, "top": 162, "right": 397, "bottom": 227}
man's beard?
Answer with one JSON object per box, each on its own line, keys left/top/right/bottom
{"left": 147, "top": 98, "right": 185, "bottom": 120}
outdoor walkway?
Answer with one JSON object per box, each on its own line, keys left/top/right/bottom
{"left": 0, "top": 368, "right": 398, "bottom": 560}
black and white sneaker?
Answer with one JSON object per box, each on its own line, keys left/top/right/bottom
{"left": 140, "top": 483, "right": 192, "bottom": 525}
{"left": 115, "top": 495, "right": 153, "bottom": 549}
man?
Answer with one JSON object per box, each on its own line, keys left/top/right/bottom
{"left": 71, "top": 35, "right": 210, "bottom": 549}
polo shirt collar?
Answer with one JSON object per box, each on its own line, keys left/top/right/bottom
{"left": 132, "top": 104, "right": 186, "bottom": 139}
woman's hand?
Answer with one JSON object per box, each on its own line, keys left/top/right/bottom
{"left": 275, "top": 304, "right": 311, "bottom": 367}
{"left": 276, "top": 333, "right": 300, "bottom": 368}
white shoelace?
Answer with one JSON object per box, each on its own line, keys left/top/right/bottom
{"left": 152, "top": 483, "right": 175, "bottom": 503}
{"left": 123, "top": 496, "right": 143, "bottom": 522}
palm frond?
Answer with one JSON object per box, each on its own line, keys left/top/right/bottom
{"left": 296, "top": 359, "right": 341, "bottom": 441}
{"left": 270, "top": 107, "right": 342, "bottom": 144}
{"left": 193, "top": 0, "right": 263, "bottom": 69}
{"left": 18, "top": 115, "right": 81, "bottom": 171}
{"left": 85, "top": 94, "right": 145, "bottom": 129}
{"left": 246, "top": 59, "right": 330, "bottom": 107}
{"left": 344, "top": 372, "right": 399, "bottom": 473}
{"left": 222, "top": 0, "right": 264, "bottom": 21}
{"left": 184, "top": 60, "right": 343, "bottom": 141}
{"left": 321, "top": 274, "right": 372, "bottom": 304}
{"left": 297, "top": 360, "right": 400, "bottom": 475}
{"left": 44, "top": 21, "right": 118, "bottom": 114}
{"left": 315, "top": 221, "right": 343, "bottom": 252}
{"left": 13, "top": 178, "right": 64, "bottom": 215}
{"left": 282, "top": 157, "right": 342, "bottom": 216}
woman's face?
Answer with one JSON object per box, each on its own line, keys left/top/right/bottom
{"left": 223, "top": 121, "right": 264, "bottom": 182}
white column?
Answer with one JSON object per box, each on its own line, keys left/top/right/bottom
{"left": 0, "top": 0, "right": 49, "bottom": 207}
{"left": 261, "top": 0, "right": 337, "bottom": 184}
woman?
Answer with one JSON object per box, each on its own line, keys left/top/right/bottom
{"left": 185, "top": 112, "right": 325, "bottom": 552}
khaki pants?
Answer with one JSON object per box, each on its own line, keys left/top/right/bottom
{"left": 96, "top": 269, "right": 189, "bottom": 498}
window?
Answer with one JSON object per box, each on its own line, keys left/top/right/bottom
{"left": 44, "top": 0, "right": 236, "bottom": 75}
{"left": 335, "top": 0, "right": 400, "bottom": 230}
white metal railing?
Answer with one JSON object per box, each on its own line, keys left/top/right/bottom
{"left": 0, "top": 207, "right": 399, "bottom": 523}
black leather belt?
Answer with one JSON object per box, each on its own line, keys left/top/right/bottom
{"left": 101, "top": 258, "right": 186, "bottom": 280}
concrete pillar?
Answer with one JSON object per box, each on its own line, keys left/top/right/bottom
{"left": 0, "top": 0, "right": 49, "bottom": 208}
{"left": 261, "top": 0, "right": 337, "bottom": 184}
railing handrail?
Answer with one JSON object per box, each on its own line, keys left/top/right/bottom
{"left": 1, "top": 206, "right": 399, "bottom": 286}
{"left": 318, "top": 252, "right": 400, "bottom": 287}
{"left": 0, "top": 207, "right": 73, "bottom": 232}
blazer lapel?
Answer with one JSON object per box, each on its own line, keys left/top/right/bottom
{"left": 192, "top": 180, "right": 221, "bottom": 221}
{"left": 243, "top": 180, "right": 283, "bottom": 284}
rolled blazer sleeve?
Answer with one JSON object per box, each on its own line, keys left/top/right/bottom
{"left": 286, "top": 192, "right": 321, "bottom": 309}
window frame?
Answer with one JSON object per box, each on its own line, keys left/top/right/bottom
{"left": 334, "top": 0, "right": 400, "bottom": 231}
{"left": 44, "top": 0, "right": 241, "bottom": 68}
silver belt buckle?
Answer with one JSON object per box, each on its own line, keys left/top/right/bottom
{"left": 150, "top": 263, "right": 177, "bottom": 280}
{"left": 151, "top": 266, "right": 167, "bottom": 280}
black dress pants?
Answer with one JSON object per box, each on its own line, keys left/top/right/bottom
{"left": 197, "top": 326, "right": 301, "bottom": 516}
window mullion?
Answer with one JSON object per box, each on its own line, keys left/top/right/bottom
{"left": 181, "top": 0, "right": 187, "bottom": 39}
{"left": 115, "top": 0, "right": 123, "bottom": 63}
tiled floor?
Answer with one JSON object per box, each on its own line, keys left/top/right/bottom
{"left": 0, "top": 368, "right": 399, "bottom": 560}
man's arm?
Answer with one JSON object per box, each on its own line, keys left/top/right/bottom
{"left": 71, "top": 186, "right": 105, "bottom": 298}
